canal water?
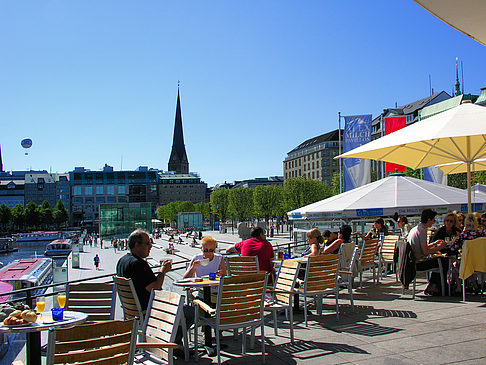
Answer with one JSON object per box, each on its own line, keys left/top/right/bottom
{"left": 0, "top": 241, "right": 67, "bottom": 268}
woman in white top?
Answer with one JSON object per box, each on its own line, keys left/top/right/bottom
{"left": 183, "top": 236, "right": 226, "bottom": 278}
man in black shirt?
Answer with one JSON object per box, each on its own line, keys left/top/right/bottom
{"left": 116, "top": 229, "right": 172, "bottom": 310}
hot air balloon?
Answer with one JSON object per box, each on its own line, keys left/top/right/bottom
{"left": 21, "top": 138, "right": 32, "bottom": 155}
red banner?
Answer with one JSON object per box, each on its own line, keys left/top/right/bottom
{"left": 384, "top": 116, "right": 407, "bottom": 173}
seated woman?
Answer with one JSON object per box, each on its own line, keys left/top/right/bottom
{"left": 355, "top": 218, "right": 388, "bottom": 241}
{"left": 431, "top": 212, "right": 461, "bottom": 243}
{"left": 183, "top": 236, "right": 226, "bottom": 278}
{"left": 322, "top": 225, "right": 352, "bottom": 255}
{"left": 449, "top": 213, "right": 484, "bottom": 254}
{"left": 302, "top": 228, "right": 324, "bottom": 257}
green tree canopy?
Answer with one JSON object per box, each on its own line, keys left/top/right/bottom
{"left": 40, "top": 200, "right": 54, "bottom": 229}
{"left": 53, "top": 200, "right": 69, "bottom": 228}
{"left": 194, "top": 202, "right": 210, "bottom": 220}
{"left": 210, "top": 189, "right": 229, "bottom": 222}
{"left": 24, "top": 202, "right": 40, "bottom": 229}
{"left": 253, "top": 185, "right": 280, "bottom": 227}
{"left": 11, "top": 204, "right": 24, "bottom": 231}
{"left": 176, "top": 201, "right": 195, "bottom": 213}
{"left": 0, "top": 204, "right": 12, "bottom": 230}
{"left": 228, "top": 187, "right": 254, "bottom": 221}
{"left": 285, "top": 176, "right": 332, "bottom": 211}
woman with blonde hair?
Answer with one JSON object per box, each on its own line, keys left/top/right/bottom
{"left": 302, "top": 228, "right": 324, "bottom": 257}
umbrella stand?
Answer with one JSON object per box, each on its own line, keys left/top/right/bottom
{"left": 467, "top": 160, "right": 472, "bottom": 214}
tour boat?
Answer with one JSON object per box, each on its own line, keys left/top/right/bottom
{"left": 0, "top": 258, "right": 52, "bottom": 301}
{"left": 44, "top": 239, "right": 72, "bottom": 257}
{"left": 14, "top": 231, "right": 63, "bottom": 242}
{"left": 0, "top": 237, "right": 18, "bottom": 254}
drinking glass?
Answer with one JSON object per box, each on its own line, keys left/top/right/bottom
{"left": 36, "top": 296, "right": 46, "bottom": 314}
{"left": 57, "top": 293, "right": 67, "bottom": 308}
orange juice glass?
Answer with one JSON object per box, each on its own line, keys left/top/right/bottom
{"left": 57, "top": 294, "right": 66, "bottom": 308}
{"left": 36, "top": 296, "right": 46, "bottom": 314}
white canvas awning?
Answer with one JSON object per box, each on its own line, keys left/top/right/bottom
{"left": 288, "top": 175, "right": 486, "bottom": 220}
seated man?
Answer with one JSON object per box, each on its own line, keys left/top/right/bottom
{"left": 116, "top": 229, "right": 172, "bottom": 311}
{"left": 226, "top": 226, "right": 274, "bottom": 275}
{"left": 183, "top": 236, "right": 226, "bottom": 278}
{"left": 116, "top": 229, "right": 193, "bottom": 350}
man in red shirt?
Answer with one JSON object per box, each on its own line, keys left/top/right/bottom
{"left": 226, "top": 226, "right": 274, "bottom": 273}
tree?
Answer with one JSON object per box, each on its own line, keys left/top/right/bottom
{"left": 40, "top": 200, "right": 54, "bottom": 229}
{"left": 210, "top": 189, "right": 229, "bottom": 223}
{"left": 253, "top": 185, "right": 280, "bottom": 228}
{"left": 285, "top": 177, "right": 332, "bottom": 211}
{"left": 228, "top": 188, "right": 254, "bottom": 221}
{"left": 53, "top": 200, "right": 69, "bottom": 228}
{"left": 403, "top": 167, "right": 420, "bottom": 179}
{"left": 272, "top": 186, "right": 287, "bottom": 230}
{"left": 0, "top": 204, "right": 12, "bottom": 231}
{"left": 24, "top": 201, "right": 40, "bottom": 229}
{"left": 194, "top": 202, "right": 210, "bottom": 220}
{"left": 11, "top": 204, "right": 24, "bottom": 231}
{"left": 331, "top": 172, "right": 342, "bottom": 196}
{"left": 176, "top": 201, "right": 195, "bottom": 213}
{"left": 159, "top": 202, "right": 178, "bottom": 223}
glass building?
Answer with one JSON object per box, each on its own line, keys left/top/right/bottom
{"left": 99, "top": 202, "right": 153, "bottom": 240}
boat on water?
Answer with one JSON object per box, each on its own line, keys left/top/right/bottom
{"left": 14, "top": 231, "right": 64, "bottom": 242}
{"left": 0, "top": 237, "right": 18, "bottom": 254}
{"left": 0, "top": 258, "right": 52, "bottom": 301}
{"left": 44, "top": 239, "right": 72, "bottom": 257}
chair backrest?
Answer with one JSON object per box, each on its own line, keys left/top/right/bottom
{"left": 225, "top": 255, "right": 259, "bottom": 276}
{"left": 381, "top": 235, "right": 399, "bottom": 261}
{"left": 66, "top": 282, "right": 115, "bottom": 322}
{"left": 141, "top": 290, "right": 186, "bottom": 363}
{"left": 215, "top": 273, "right": 267, "bottom": 327}
{"left": 303, "top": 254, "right": 339, "bottom": 293}
{"left": 339, "top": 242, "right": 358, "bottom": 276}
{"left": 46, "top": 318, "right": 138, "bottom": 365}
{"left": 113, "top": 276, "right": 144, "bottom": 324}
{"left": 359, "top": 239, "right": 379, "bottom": 266}
{"left": 273, "top": 260, "right": 300, "bottom": 304}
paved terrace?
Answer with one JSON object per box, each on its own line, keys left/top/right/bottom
{"left": 7, "top": 229, "right": 486, "bottom": 364}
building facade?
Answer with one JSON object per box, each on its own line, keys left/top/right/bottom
{"left": 283, "top": 129, "right": 341, "bottom": 185}
{"left": 158, "top": 173, "right": 207, "bottom": 205}
{"left": 70, "top": 166, "right": 159, "bottom": 227}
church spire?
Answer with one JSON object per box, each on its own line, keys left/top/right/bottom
{"left": 0, "top": 144, "right": 3, "bottom": 172}
{"left": 168, "top": 86, "right": 189, "bottom": 174}
{"left": 455, "top": 57, "right": 462, "bottom": 96}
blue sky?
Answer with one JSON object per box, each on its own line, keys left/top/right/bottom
{"left": 1, "top": 1, "right": 485, "bottom": 187}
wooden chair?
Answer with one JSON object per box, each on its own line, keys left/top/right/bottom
{"left": 295, "top": 254, "right": 340, "bottom": 326}
{"left": 337, "top": 243, "right": 359, "bottom": 310}
{"left": 357, "top": 239, "right": 379, "bottom": 288}
{"left": 193, "top": 273, "right": 268, "bottom": 365}
{"left": 66, "top": 282, "right": 115, "bottom": 322}
{"left": 224, "top": 255, "right": 259, "bottom": 276}
{"left": 113, "top": 276, "right": 145, "bottom": 326}
{"left": 137, "top": 290, "right": 188, "bottom": 365}
{"left": 46, "top": 318, "right": 138, "bottom": 365}
{"left": 379, "top": 235, "right": 400, "bottom": 278}
{"left": 265, "top": 259, "right": 299, "bottom": 342}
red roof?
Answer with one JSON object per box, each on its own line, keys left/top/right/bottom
{"left": 0, "top": 258, "right": 46, "bottom": 281}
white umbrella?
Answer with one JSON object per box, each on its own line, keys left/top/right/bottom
{"left": 414, "top": 0, "right": 486, "bottom": 46}
{"left": 336, "top": 103, "right": 486, "bottom": 212}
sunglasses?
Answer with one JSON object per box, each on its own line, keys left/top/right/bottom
{"left": 202, "top": 248, "right": 215, "bottom": 253}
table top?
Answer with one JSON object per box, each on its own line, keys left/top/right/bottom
{"left": 173, "top": 277, "right": 221, "bottom": 288}
{"left": 0, "top": 310, "right": 88, "bottom": 334}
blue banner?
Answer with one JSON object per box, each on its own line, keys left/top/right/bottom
{"left": 424, "top": 166, "right": 447, "bottom": 184}
{"left": 343, "top": 115, "right": 372, "bottom": 192}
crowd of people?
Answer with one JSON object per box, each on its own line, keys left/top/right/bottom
{"left": 113, "top": 210, "right": 485, "bottom": 357}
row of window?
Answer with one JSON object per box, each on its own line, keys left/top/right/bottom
{"left": 285, "top": 168, "right": 337, "bottom": 180}
{"left": 73, "top": 185, "right": 127, "bottom": 196}
{"left": 73, "top": 196, "right": 128, "bottom": 204}
{"left": 285, "top": 150, "right": 340, "bottom": 169}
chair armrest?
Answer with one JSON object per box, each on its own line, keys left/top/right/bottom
{"left": 137, "top": 342, "right": 179, "bottom": 349}
{"left": 339, "top": 270, "right": 353, "bottom": 275}
{"left": 266, "top": 289, "right": 295, "bottom": 295}
{"left": 193, "top": 299, "right": 216, "bottom": 315}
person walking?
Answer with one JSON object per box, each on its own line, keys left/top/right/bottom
{"left": 94, "top": 254, "right": 100, "bottom": 270}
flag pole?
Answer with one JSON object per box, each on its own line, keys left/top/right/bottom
{"left": 338, "top": 112, "right": 342, "bottom": 193}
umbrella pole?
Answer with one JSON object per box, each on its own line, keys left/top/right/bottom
{"left": 467, "top": 161, "right": 472, "bottom": 214}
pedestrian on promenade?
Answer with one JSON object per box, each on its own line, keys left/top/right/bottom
{"left": 94, "top": 254, "right": 100, "bottom": 270}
